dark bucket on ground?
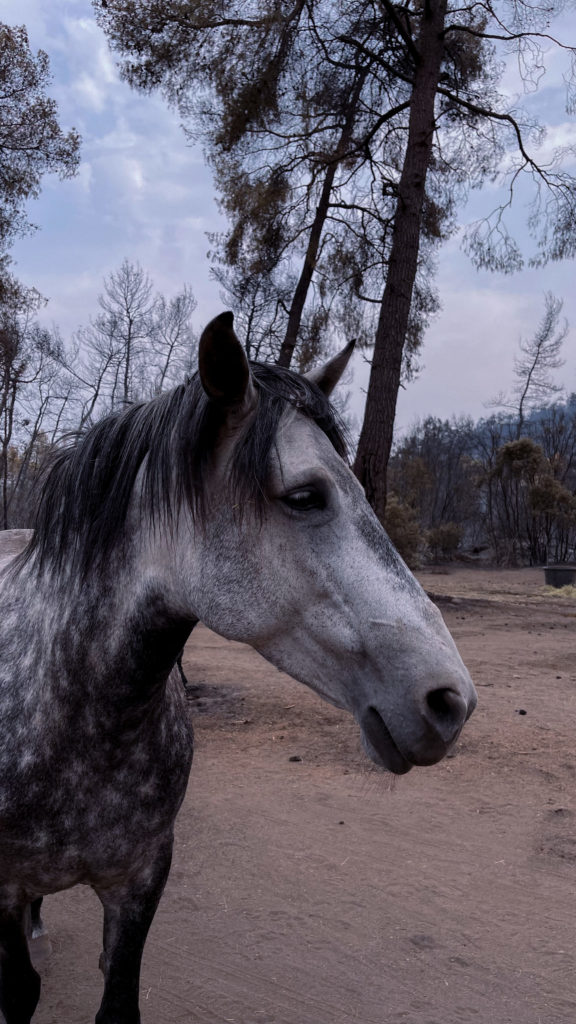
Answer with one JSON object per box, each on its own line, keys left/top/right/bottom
{"left": 544, "top": 565, "right": 576, "bottom": 588}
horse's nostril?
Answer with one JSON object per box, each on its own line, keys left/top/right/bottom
{"left": 427, "top": 687, "right": 459, "bottom": 718}
{"left": 425, "top": 687, "right": 466, "bottom": 743}
{"left": 465, "top": 692, "right": 477, "bottom": 721}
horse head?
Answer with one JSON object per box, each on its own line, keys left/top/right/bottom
{"left": 183, "top": 312, "right": 477, "bottom": 774}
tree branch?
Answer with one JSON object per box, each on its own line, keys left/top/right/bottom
{"left": 376, "top": 0, "right": 420, "bottom": 65}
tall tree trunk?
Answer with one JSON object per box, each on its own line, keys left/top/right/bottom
{"left": 1, "top": 440, "right": 8, "bottom": 530}
{"left": 276, "top": 70, "right": 367, "bottom": 368}
{"left": 1, "top": 380, "right": 18, "bottom": 529}
{"left": 354, "top": 0, "right": 448, "bottom": 523}
{"left": 123, "top": 317, "right": 134, "bottom": 405}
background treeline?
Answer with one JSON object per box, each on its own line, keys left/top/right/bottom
{"left": 387, "top": 397, "right": 576, "bottom": 567}
{"left": 4, "top": 258, "right": 574, "bottom": 571}
{"left": 385, "top": 291, "right": 576, "bottom": 567}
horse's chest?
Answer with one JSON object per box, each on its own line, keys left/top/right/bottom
{"left": 0, "top": 694, "right": 193, "bottom": 898}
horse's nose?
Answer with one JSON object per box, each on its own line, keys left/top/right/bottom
{"left": 423, "top": 687, "right": 469, "bottom": 746}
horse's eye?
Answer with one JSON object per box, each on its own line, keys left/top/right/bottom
{"left": 282, "top": 488, "right": 326, "bottom": 512}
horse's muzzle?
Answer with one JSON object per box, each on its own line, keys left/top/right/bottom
{"left": 360, "top": 682, "right": 477, "bottom": 774}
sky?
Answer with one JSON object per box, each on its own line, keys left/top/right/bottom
{"left": 3, "top": 0, "right": 576, "bottom": 437}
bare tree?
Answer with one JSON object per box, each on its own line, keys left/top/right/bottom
{"left": 148, "top": 286, "right": 197, "bottom": 392}
{"left": 515, "top": 294, "right": 566, "bottom": 439}
{"left": 0, "top": 288, "right": 68, "bottom": 527}
{"left": 68, "top": 260, "right": 197, "bottom": 425}
{"left": 99, "top": 258, "right": 158, "bottom": 406}
{"left": 488, "top": 292, "right": 567, "bottom": 439}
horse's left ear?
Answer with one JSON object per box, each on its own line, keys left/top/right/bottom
{"left": 199, "top": 311, "right": 256, "bottom": 412}
{"left": 305, "top": 339, "right": 356, "bottom": 397}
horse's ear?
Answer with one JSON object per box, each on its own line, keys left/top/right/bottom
{"left": 305, "top": 339, "right": 356, "bottom": 396}
{"left": 198, "top": 312, "right": 256, "bottom": 411}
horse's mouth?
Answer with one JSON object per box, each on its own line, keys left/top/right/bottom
{"left": 360, "top": 707, "right": 413, "bottom": 775}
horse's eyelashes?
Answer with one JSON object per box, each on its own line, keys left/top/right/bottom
{"left": 282, "top": 489, "right": 326, "bottom": 512}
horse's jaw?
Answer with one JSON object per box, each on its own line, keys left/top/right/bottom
{"left": 252, "top": 601, "right": 476, "bottom": 776}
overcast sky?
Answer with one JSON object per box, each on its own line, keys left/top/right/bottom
{"left": 4, "top": 0, "right": 576, "bottom": 436}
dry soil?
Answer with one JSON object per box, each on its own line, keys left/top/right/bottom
{"left": 32, "top": 566, "right": 576, "bottom": 1024}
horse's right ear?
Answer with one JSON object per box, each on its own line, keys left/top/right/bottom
{"left": 198, "top": 312, "right": 256, "bottom": 412}
{"left": 304, "top": 338, "right": 356, "bottom": 396}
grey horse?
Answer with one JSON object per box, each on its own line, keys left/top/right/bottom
{"left": 0, "top": 312, "right": 476, "bottom": 1023}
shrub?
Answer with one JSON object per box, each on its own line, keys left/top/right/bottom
{"left": 427, "top": 522, "right": 462, "bottom": 561}
{"left": 384, "top": 494, "right": 423, "bottom": 568}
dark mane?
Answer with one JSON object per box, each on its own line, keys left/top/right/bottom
{"left": 20, "top": 362, "right": 348, "bottom": 577}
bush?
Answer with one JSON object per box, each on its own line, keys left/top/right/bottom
{"left": 493, "top": 437, "right": 544, "bottom": 479}
{"left": 427, "top": 522, "right": 462, "bottom": 561}
{"left": 384, "top": 494, "right": 423, "bottom": 568}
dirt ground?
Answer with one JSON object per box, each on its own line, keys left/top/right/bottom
{"left": 32, "top": 566, "right": 575, "bottom": 1024}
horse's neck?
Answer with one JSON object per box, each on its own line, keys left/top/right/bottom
{"left": 8, "top": 554, "right": 195, "bottom": 702}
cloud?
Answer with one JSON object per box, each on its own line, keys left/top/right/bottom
{"left": 70, "top": 160, "right": 93, "bottom": 195}
{"left": 73, "top": 71, "right": 112, "bottom": 114}
{"left": 5, "top": 0, "right": 576, "bottom": 421}
{"left": 390, "top": 260, "right": 576, "bottom": 431}
{"left": 4, "top": 0, "right": 225, "bottom": 339}
{"left": 532, "top": 121, "right": 576, "bottom": 167}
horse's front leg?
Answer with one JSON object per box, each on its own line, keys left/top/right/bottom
{"left": 94, "top": 838, "right": 173, "bottom": 1024}
{"left": 24, "top": 897, "right": 51, "bottom": 968}
{"left": 0, "top": 905, "right": 41, "bottom": 1024}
